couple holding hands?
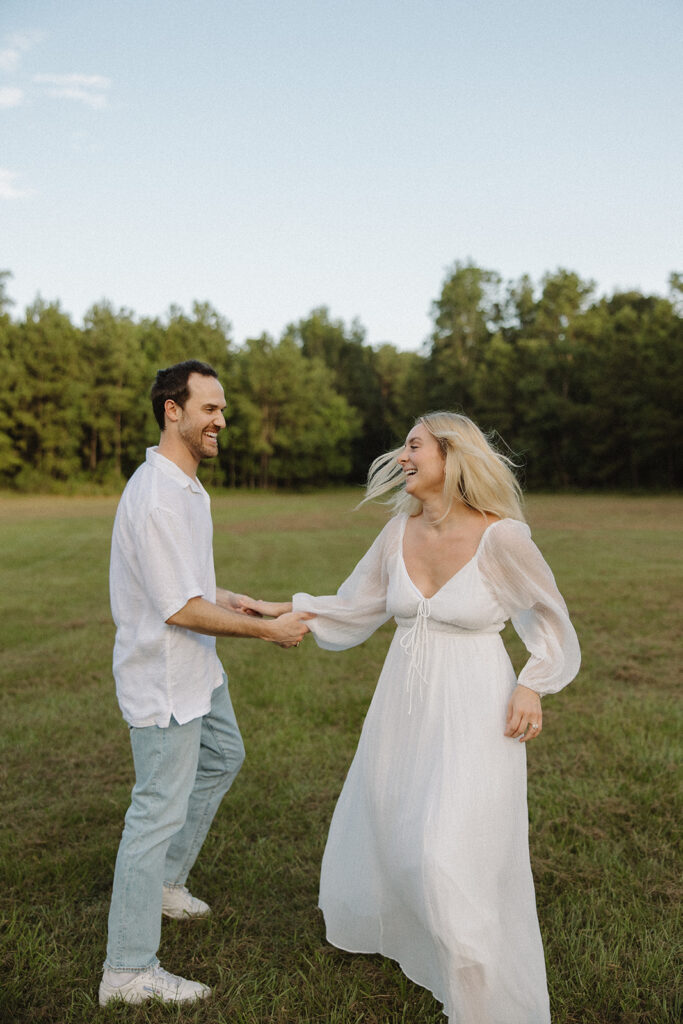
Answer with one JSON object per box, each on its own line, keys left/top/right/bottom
{"left": 100, "top": 360, "right": 579, "bottom": 1023}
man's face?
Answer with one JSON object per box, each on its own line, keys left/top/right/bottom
{"left": 175, "top": 373, "right": 227, "bottom": 463}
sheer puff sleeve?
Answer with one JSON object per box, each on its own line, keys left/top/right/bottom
{"left": 478, "top": 518, "right": 581, "bottom": 696}
{"left": 291, "top": 518, "right": 400, "bottom": 651}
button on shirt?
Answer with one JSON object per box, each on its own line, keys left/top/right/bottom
{"left": 110, "top": 447, "right": 224, "bottom": 728}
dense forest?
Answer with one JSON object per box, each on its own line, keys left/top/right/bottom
{"left": 0, "top": 263, "right": 681, "bottom": 492}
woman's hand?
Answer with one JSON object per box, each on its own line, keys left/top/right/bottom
{"left": 234, "top": 596, "right": 293, "bottom": 618}
{"left": 505, "top": 684, "right": 542, "bottom": 742}
{"left": 216, "top": 589, "right": 261, "bottom": 614}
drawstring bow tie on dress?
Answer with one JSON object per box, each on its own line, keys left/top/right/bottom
{"left": 399, "top": 597, "right": 431, "bottom": 713}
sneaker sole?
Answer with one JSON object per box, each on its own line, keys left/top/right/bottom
{"left": 162, "top": 907, "right": 211, "bottom": 919}
{"left": 99, "top": 985, "right": 210, "bottom": 1006}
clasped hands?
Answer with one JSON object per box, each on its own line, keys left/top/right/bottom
{"left": 231, "top": 593, "right": 310, "bottom": 649}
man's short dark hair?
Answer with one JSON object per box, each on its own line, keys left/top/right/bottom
{"left": 150, "top": 360, "right": 218, "bottom": 431}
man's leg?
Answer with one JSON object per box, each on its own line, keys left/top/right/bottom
{"left": 164, "top": 676, "right": 245, "bottom": 887}
{"left": 105, "top": 715, "right": 202, "bottom": 971}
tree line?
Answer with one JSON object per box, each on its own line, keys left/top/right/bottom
{"left": 0, "top": 263, "right": 681, "bottom": 492}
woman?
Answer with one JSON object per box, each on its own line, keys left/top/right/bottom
{"left": 244, "top": 412, "right": 580, "bottom": 1023}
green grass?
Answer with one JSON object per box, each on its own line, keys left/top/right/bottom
{"left": 0, "top": 491, "right": 681, "bottom": 1023}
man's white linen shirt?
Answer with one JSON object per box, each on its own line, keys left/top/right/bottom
{"left": 110, "top": 447, "right": 224, "bottom": 728}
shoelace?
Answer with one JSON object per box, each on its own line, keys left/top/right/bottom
{"left": 399, "top": 596, "right": 431, "bottom": 714}
{"left": 144, "top": 966, "right": 184, "bottom": 991}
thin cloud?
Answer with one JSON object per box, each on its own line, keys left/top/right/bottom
{"left": 33, "top": 72, "right": 111, "bottom": 108}
{"left": 7, "top": 31, "right": 44, "bottom": 51}
{"left": 0, "top": 168, "right": 32, "bottom": 200}
{"left": 0, "top": 48, "right": 20, "bottom": 73}
{"left": 0, "top": 86, "right": 23, "bottom": 107}
{"left": 0, "top": 30, "right": 43, "bottom": 73}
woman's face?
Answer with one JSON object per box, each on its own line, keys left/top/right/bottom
{"left": 397, "top": 423, "right": 445, "bottom": 499}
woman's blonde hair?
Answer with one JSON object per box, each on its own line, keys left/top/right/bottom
{"left": 363, "top": 411, "right": 525, "bottom": 521}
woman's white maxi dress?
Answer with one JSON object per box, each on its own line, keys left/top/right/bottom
{"left": 293, "top": 516, "right": 580, "bottom": 1024}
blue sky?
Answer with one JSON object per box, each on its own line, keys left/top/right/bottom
{"left": 1, "top": 0, "right": 681, "bottom": 351}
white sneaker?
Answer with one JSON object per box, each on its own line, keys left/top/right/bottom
{"left": 99, "top": 964, "right": 211, "bottom": 1006}
{"left": 162, "top": 883, "right": 211, "bottom": 919}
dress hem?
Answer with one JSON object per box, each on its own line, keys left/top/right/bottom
{"left": 321, "top": 918, "right": 448, "bottom": 1019}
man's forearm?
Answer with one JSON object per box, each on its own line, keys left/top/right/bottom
{"left": 167, "top": 597, "right": 276, "bottom": 640}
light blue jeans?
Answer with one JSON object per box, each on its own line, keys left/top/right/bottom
{"left": 104, "top": 677, "right": 245, "bottom": 971}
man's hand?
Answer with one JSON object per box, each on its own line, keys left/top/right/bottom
{"left": 262, "top": 611, "right": 314, "bottom": 648}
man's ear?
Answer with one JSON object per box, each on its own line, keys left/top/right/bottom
{"left": 164, "top": 398, "right": 180, "bottom": 424}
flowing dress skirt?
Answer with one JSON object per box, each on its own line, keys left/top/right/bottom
{"left": 319, "top": 625, "right": 551, "bottom": 1024}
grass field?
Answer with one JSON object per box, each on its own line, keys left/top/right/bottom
{"left": 0, "top": 490, "right": 681, "bottom": 1024}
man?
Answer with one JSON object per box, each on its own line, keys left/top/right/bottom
{"left": 99, "top": 360, "right": 311, "bottom": 1007}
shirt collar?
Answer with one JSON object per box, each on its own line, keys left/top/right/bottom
{"left": 146, "top": 447, "right": 205, "bottom": 495}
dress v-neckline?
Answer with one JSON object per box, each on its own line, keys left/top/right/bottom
{"left": 399, "top": 516, "right": 505, "bottom": 601}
